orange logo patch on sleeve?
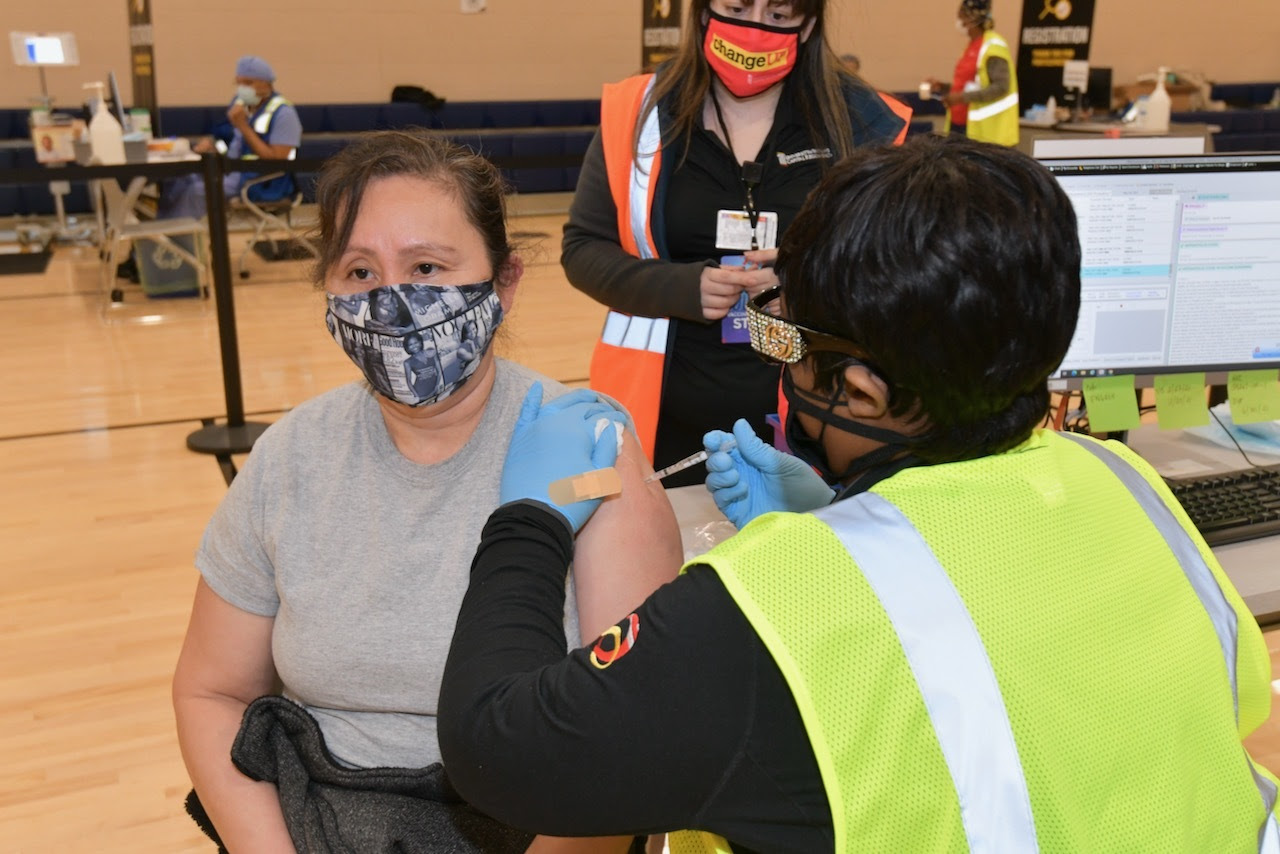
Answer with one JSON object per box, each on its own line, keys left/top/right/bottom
{"left": 589, "top": 613, "right": 640, "bottom": 670}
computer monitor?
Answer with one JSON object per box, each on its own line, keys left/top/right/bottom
{"left": 9, "top": 32, "right": 79, "bottom": 66}
{"left": 107, "top": 69, "right": 127, "bottom": 128}
{"left": 1085, "top": 66, "right": 1113, "bottom": 113}
{"left": 1043, "top": 154, "right": 1280, "bottom": 391}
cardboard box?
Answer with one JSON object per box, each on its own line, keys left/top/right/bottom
{"left": 1117, "top": 82, "right": 1200, "bottom": 112}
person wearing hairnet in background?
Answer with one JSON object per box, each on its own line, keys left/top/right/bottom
{"left": 157, "top": 55, "right": 303, "bottom": 219}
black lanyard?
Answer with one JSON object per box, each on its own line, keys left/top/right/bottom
{"left": 710, "top": 89, "right": 765, "bottom": 251}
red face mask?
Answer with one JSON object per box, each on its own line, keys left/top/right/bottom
{"left": 702, "top": 10, "right": 804, "bottom": 98}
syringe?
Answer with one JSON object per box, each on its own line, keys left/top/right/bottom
{"left": 644, "top": 439, "right": 737, "bottom": 483}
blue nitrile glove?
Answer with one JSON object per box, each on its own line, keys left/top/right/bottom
{"left": 703, "top": 418, "right": 836, "bottom": 529}
{"left": 501, "top": 383, "right": 627, "bottom": 534}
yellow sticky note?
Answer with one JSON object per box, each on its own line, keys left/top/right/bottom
{"left": 1228, "top": 370, "right": 1280, "bottom": 425}
{"left": 1083, "top": 374, "right": 1141, "bottom": 433}
{"left": 1154, "top": 373, "right": 1208, "bottom": 430}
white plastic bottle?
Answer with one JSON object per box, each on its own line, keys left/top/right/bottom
{"left": 84, "top": 82, "right": 126, "bottom": 165}
{"left": 1143, "top": 67, "right": 1172, "bottom": 133}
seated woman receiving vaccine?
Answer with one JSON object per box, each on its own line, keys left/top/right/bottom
{"left": 172, "top": 130, "right": 681, "bottom": 853}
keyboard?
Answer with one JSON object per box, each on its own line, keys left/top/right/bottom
{"left": 1165, "top": 464, "right": 1280, "bottom": 546}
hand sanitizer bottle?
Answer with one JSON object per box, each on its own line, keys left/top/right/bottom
{"left": 1143, "top": 67, "right": 1172, "bottom": 133}
{"left": 84, "top": 82, "right": 126, "bottom": 165}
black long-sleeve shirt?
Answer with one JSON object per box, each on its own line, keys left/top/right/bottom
{"left": 560, "top": 76, "right": 907, "bottom": 484}
{"left": 438, "top": 503, "right": 832, "bottom": 854}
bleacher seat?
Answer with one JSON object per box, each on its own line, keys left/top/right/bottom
{"left": 158, "top": 106, "right": 221, "bottom": 138}
{"left": 485, "top": 101, "right": 539, "bottom": 129}
{"left": 294, "top": 104, "right": 330, "bottom": 134}
{"left": 1210, "top": 82, "right": 1280, "bottom": 107}
{"left": 1172, "top": 110, "right": 1219, "bottom": 127}
{"left": 1230, "top": 112, "right": 1267, "bottom": 133}
{"left": 2, "top": 109, "right": 28, "bottom": 140}
{"left": 562, "top": 129, "right": 595, "bottom": 155}
{"left": 509, "top": 134, "right": 564, "bottom": 193}
{"left": 325, "top": 104, "right": 382, "bottom": 134}
{"left": 448, "top": 132, "right": 513, "bottom": 162}
{"left": 0, "top": 96, "right": 610, "bottom": 213}
{"left": 538, "top": 100, "right": 592, "bottom": 127}
{"left": 0, "top": 150, "right": 19, "bottom": 216}
{"left": 436, "top": 103, "right": 488, "bottom": 130}
{"left": 377, "top": 102, "right": 438, "bottom": 131}
{"left": 1252, "top": 83, "right": 1280, "bottom": 105}
{"left": 296, "top": 138, "right": 352, "bottom": 202}
{"left": 893, "top": 92, "right": 947, "bottom": 118}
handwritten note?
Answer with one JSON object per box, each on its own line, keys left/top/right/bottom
{"left": 1083, "top": 375, "right": 1141, "bottom": 433}
{"left": 1228, "top": 370, "right": 1280, "bottom": 425}
{"left": 1154, "top": 373, "right": 1208, "bottom": 430}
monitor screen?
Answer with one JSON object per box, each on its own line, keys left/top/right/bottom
{"left": 1043, "top": 154, "right": 1280, "bottom": 390}
{"left": 1086, "top": 66, "right": 1113, "bottom": 113}
{"left": 9, "top": 32, "right": 79, "bottom": 67}
{"left": 107, "top": 69, "right": 127, "bottom": 128}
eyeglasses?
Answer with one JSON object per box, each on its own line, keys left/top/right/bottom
{"left": 746, "top": 286, "right": 869, "bottom": 365}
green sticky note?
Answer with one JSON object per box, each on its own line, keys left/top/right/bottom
{"left": 1083, "top": 374, "right": 1141, "bottom": 433}
{"left": 1228, "top": 370, "right": 1280, "bottom": 425}
{"left": 1154, "top": 373, "right": 1208, "bottom": 430}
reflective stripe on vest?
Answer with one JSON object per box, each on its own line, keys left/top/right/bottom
{"left": 977, "top": 34, "right": 1010, "bottom": 66}
{"left": 967, "top": 91, "right": 1019, "bottom": 122}
{"left": 1059, "top": 433, "right": 1280, "bottom": 851}
{"left": 239, "top": 94, "right": 296, "bottom": 160}
{"left": 815, "top": 493, "right": 1040, "bottom": 854}
{"left": 627, "top": 78, "right": 661, "bottom": 261}
{"left": 601, "top": 312, "right": 668, "bottom": 353}
{"left": 601, "top": 75, "right": 669, "bottom": 353}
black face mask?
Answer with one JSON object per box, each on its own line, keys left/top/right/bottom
{"left": 781, "top": 368, "right": 921, "bottom": 495}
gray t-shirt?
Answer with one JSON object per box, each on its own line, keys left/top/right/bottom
{"left": 196, "top": 359, "right": 579, "bottom": 769}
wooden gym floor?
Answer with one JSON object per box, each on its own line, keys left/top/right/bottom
{"left": 1, "top": 207, "right": 1279, "bottom": 852}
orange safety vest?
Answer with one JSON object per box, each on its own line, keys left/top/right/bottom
{"left": 592, "top": 75, "right": 912, "bottom": 461}
{"left": 590, "top": 74, "right": 668, "bottom": 462}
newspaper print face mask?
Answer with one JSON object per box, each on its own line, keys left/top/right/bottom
{"left": 325, "top": 281, "right": 503, "bottom": 407}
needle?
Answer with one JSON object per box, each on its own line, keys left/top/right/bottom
{"left": 644, "top": 439, "right": 737, "bottom": 483}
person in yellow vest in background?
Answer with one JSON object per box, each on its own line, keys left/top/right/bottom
{"left": 927, "top": 0, "right": 1019, "bottom": 146}
{"left": 157, "top": 55, "right": 302, "bottom": 219}
{"left": 562, "top": 0, "right": 911, "bottom": 485}
{"left": 438, "top": 135, "right": 1279, "bottom": 853}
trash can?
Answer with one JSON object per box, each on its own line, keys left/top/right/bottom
{"left": 135, "top": 234, "right": 203, "bottom": 298}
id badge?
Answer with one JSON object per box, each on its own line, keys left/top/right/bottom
{"left": 715, "top": 210, "right": 779, "bottom": 251}
{"left": 720, "top": 255, "right": 751, "bottom": 344}
{"left": 722, "top": 292, "right": 750, "bottom": 343}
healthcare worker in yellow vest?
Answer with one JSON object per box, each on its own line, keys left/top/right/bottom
{"left": 926, "top": 0, "right": 1019, "bottom": 146}
{"left": 157, "top": 55, "right": 302, "bottom": 219}
{"left": 438, "top": 135, "right": 1278, "bottom": 853}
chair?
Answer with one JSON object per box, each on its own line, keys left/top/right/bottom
{"left": 227, "top": 171, "right": 319, "bottom": 279}
{"left": 96, "top": 177, "right": 209, "bottom": 303}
